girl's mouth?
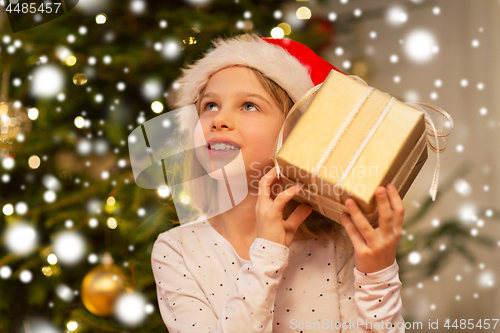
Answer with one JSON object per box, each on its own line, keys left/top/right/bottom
{"left": 209, "top": 149, "right": 239, "bottom": 157}
{"left": 208, "top": 142, "right": 241, "bottom": 157}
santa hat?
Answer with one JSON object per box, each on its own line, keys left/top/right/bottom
{"left": 173, "top": 33, "right": 345, "bottom": 132}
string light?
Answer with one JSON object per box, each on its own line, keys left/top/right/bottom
{"left": 107, "top": 196, "right": 116, "bottom": 206}
{"left": 96, "top": 14, "right": 107, "bottom": 24}
{"left": 107, "top": 217, "right": 118, "bottom": 229}
{"left": 67, "top": 321, "right": 78, "bottom": 331}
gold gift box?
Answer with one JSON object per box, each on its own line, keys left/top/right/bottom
{"left": 276, "top": 69, "right": 428, "bottom": 226}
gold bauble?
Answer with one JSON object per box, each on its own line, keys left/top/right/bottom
{"left": 81, "top": 253, "right": 130, "bottom": 317}
{"left": 73, "top": 73, "right": 88, "bottom": 86}
{"left": 0, "top": 100, "right": 32, "bottom": 145}
{"left": 1, "top": 66, "right": 32, "bottom": 152}
{"left": 181, "top": 27, "right": 201, "bottom": 48}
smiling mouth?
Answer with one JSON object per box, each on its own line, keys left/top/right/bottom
{"left": 208, "top": 142, "right": 241, "bottom": 151}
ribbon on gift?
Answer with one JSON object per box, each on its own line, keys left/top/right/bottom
{"left": 273, "top": 74, "right": 454, "bottom": 203}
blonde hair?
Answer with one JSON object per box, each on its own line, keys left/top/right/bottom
{"left": 174, "top": 38, "right": 354, "bottom": 289}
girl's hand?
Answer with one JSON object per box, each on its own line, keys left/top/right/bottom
{"left": 340, "top": 183, "right": 404, "bottom": 274}
{"left": 255, "top": 166, "right": 313, "bottom": 248}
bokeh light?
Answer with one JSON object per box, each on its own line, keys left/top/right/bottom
{"left": 43, "top": 190, "right": 57, "bottom": 203}
{"left": 107, "top": 196, "right": 116, "bottom": 206}
{"left": 74, "top": 116, "right": 85, "bottom": 128}
{"left": 271, "top": 27, "right": 285, "bottom": 39}
{"left": 454, "top": 179, "right": 472, "bottom": 196}
{"left": 15, "top": 202, "right": 28, "bottom": 215}
{"left": 151, "top": 101, "right": 164, "bottom": 113}
{"left": 20, "top": 270, "right": 33, "bottom": 283}
{"left": 66, "top": 56, "right": 77, "bottom": 67}
{"left": 28, "top": 107, "right": 39, "bottom": 120}
{"left": 107, "top": 217, "right": 117, "bottom": 229}
{"left": 142, "top": 78, "right": 163, "bottom": 100}
{"left": 2, "top": 157, "right": 15, "bottom": 170}
{"left": 96, "top": 14, "right": 107, "bottom": 24}
{"left": 47, "top": 254, "right": 58, "bottom": 265}
{"left": 115, "top": 292, "right": 147, "bottom": 325}
{"left": 2, "top": 203, "right": 13, "bottom": 215}
{"left": 29, "top": 155, "right": 41, "bottom": 169}
{"left": 88, "top": 218, "right": 98, "bottom": 228}
{"left": 57, "top": 284, "right": 74, "bottom": 302}
{"left": 30, "top": 65, "right": 65, "bottom": 98}
{"left": 158, "top": 185, "right": 170, "bottom": 198}
{"left": 0, "top": 266, "right": 12, "bottom": 279}
{"left": 386, "top": 6, "right": 408, "bottom": 26}
{"left": 67, "top": 321, "right": 78, "bottom": 331}
{"left": 478, "top": 271, "right": 495, "bottom": 288}
{"left": 404, "top": 29, "right": 438, "bottom": 63}
{"left": 408, "top": 251, "right": 421, "bottom": 265}
{"left": 296, "top": 7, "right": 312, "bottom": 20}
{"left": 4, "top": 222, "right": 37, "bottom": 254}
{"left": 53, "top": 231, "right": 86, "bottom": 265}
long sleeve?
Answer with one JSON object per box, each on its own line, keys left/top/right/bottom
{"left": 338, "top": 252, "right": 405, "bottom": 333}
{"left": 151, "top": 234, "right": 289, "bottom": 333}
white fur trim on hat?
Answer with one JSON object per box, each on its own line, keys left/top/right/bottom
{"left": 173, "top": 34, "right": 315, "bottom": 133}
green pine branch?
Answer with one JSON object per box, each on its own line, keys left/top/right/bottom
{"left": 398, "top": 160, "right": 500, "bottom": 284}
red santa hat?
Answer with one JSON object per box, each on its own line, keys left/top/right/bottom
{"left": 173, "top": 33, "right": 345, "bottom": 132}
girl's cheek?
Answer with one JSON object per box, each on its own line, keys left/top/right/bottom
{"left": 193, "top": 120, "right": 208, "bottom": 146}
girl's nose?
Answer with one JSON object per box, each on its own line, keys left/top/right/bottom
{"left": 211, "top": 109, "right": 233, "bottom": 130}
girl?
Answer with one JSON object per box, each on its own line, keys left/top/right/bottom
{"left": 151, "top": 33, "right": 405, "bottom": 332}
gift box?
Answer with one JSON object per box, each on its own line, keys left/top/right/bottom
{"left": 275, "top": 69, "right": 436, "bottom": 226}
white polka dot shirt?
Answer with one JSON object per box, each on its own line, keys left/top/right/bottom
{"left": 151, "top": 219, "right": 404, "bottom": 332}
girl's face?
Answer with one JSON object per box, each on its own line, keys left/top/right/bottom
{"left": 195, "top": 65, "right": 285, "bottom": 187}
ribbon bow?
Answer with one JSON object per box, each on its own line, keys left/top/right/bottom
{"left": 273, "top": 75, "right": 454, "bottom": 202}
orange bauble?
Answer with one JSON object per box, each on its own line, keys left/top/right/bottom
{"left": 80, "top": 253, "right": 130, "bottom": 317}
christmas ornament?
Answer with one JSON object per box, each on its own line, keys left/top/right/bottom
{"left": 81, "top": 252, "right": 130, "bottom": 317}
{"left": 181, "top": 27, "right": 201, "bottom": 47}
{"left": 1, "top": 66, "right": 32, "bottom": 152}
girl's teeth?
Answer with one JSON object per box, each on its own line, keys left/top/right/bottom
{"left": 210, "top": 143, "right": 239, "bottom": 150}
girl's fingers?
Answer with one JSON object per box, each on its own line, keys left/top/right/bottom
{"left": 271, "top": 182, "right": 304, "bottom": 214}
{"left": 344, "top": 198, "right": 377, "bottom": 247}
{"left": 285, "top": 203, "right": 313, "bottom": 233}
{"left": 340, "top": 212, "right": 370, "bottom": 252}
{"left": 375, "top": 186, "right": 394, "bottom": 235}
{"left": 386, "top": 183, "right": 405, "bottom": 233}
{"left": 257, "top": 166, "right": 278, "bottom": 206}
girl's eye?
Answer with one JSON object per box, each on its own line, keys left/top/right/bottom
{"left": 202, "top": 101, "right": 259, "bottom": 112}
{"left": 204, "top": 102, "right": 218, "bottom": 112}
{"left": 243, "top": 102, "right": 259, "bottom": 111}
